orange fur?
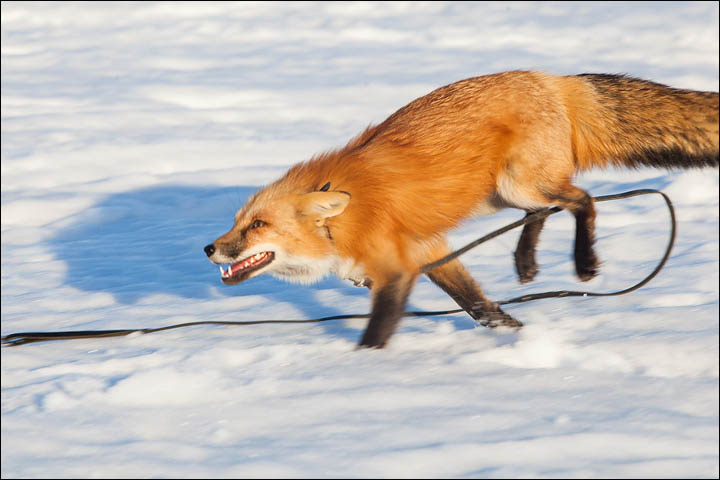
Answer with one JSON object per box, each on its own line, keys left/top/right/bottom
{"left": 206, "top": 71, "right": 719, "bottom": 348}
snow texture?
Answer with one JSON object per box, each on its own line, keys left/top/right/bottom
{"left": 2, "top": 2, "right": 718, "bottom": 478}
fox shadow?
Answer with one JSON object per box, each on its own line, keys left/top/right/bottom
{"left": 49, "top": 184, "right": 390, "bottom": 342}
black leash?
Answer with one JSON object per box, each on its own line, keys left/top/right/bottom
{"left": 1, "top": 189, "right": 676, "bottom": 347}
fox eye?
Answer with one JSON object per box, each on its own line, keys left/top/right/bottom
{"left": 250, "top": 219, "right": 267, "bottom": 229}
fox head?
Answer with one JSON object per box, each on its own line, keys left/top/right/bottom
{"left": 204, "top": 187, "right": 350, "bottom": 285}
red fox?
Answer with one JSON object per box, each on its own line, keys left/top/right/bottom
{"left": 204, "top": 71, "right": 719, "bottom": 348}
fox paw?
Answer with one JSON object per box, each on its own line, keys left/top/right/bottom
{"left": 515, "top": 261, "right": 538, "bottom": 284}
{"left": 575, "top": 255, "right": 600, "bottom": 282}
{"left": 472, "top": 302, "right": 523, "bottom": 329}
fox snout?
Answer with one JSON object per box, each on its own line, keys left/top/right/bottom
{"left": 204, "top": 239, "right": 277, "bottom": 285}
{"left": 204, "top": 189, "right": 352, "bottom": 287}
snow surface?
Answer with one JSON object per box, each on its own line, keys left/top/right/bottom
{"left": 1, "top": 1, "right": 718, "bottom": 478}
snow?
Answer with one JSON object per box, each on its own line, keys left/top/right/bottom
{"left": 1, "top": 1, "right": 718, "bottom": 478}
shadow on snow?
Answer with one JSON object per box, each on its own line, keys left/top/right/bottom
{"left": 48, "top": 184, "right": 470, "bottom": 341}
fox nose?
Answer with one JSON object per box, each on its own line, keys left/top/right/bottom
{"left": 204, "top": 244, "right": 216, "bottom": 257}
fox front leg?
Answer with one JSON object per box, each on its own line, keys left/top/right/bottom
{"left": 425, "top": 249, "right": 522, "bottom": 329}
{"left": 358, "top": 273, "right": 415, "bottom": 348}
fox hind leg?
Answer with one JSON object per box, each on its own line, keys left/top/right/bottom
{"left": 547, "top": 185, "right": 599, "bottom": 281}
{"left": 514, "top": 209, "right": 549, "bottom": 283}
{"left": 499, "top": 171, "right": 599, "bottom": 282}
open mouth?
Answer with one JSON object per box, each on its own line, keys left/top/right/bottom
{"left": 219, "top": 251, "right": 275, "bottom": 284}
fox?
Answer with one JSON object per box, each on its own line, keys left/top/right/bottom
{"left": 204, "top": 70, "right": 719, "bottom": 348}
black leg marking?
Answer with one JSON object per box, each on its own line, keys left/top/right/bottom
{"left": 358, "top": 274, "right": 414, "bottom": 348}
{"left": 573, "top": 206, "right": 599, "bottom": 281}
{"left": 514, "top": 210, "right": 548, "bottom": 284}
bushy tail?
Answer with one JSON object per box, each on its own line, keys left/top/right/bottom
{"left": 572, "top": 74, "right": 718, "bottom": 171}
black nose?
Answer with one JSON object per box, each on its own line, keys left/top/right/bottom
{"left": 204, "top": 244, "right": 216, "bottom": 257}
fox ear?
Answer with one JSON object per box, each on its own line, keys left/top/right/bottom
{"left": 297, "top": 191, "right": 351, "bottom": 227}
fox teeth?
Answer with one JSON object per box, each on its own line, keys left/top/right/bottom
{"left": 219, "top": 252, "right": 271, "bottom": 278}
{"left": 220, "top": 265, "right": 232, "bottom": 278}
